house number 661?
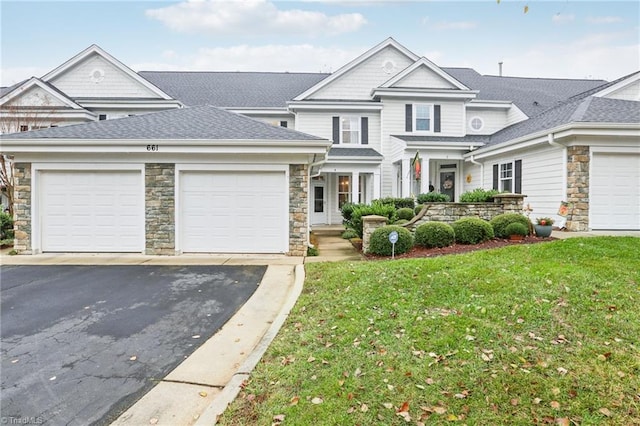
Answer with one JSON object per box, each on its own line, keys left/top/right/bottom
{"left": 146, "top": 144, "right": 159, "bottom": 151}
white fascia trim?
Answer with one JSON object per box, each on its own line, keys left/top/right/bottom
{"left": 293, "top": 37, "right": 419, "bottom": 101}
{"left": 405, "top": 141, "right": 483, "bottom": 150}
{"left": 380, "top": 57, "right": 470, "bottom": 90}
{"left": 465, "top": 122, "right": 640, "bottom": 160}
{"left": 467, "top": 100, "right": 513, "bottom": 109}
{"left": 41, "top": 44, "right": 175, "bottom": 100}
{"left": 226, "top": 108, "right": 292, "bottom": 115}
{"left": 592, "top": 71, "right": 640, "bottom": 98}
{"left": 0, "top": 78, "right": 86, "bottom": 110}
{"left": 326, "top": 156, "right": 383, "bottom": 163}
{"left": 371, "top": 88, "right": 478, "bottom": 100}
{"left": 0, "top": 110, "right": 97, "bottom": 120}
{"left": 77, "top": 99, "right": 183, "bottom": 109}
{"left": 287, "top": 101, "right": 383, "bottom": 112}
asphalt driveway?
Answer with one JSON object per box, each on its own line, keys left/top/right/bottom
{"left": 0, "top": 265, "right": 265, "bottom": 426}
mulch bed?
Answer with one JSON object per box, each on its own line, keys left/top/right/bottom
{"left": 362, "top": 235, "right": 557, "bottom": 260}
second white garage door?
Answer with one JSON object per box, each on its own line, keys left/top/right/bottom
{"left": 180, "top": 171, "right": 288, "bottom": 253}
{"left": 591, "top": 153, "right": 640, "bottom": 230}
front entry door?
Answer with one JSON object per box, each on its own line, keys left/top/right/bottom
{"left": 440, "top": 169, "right": 456, "bottom": 201}
{"left": 311, "top": 180, "right": 327, "bottom": 224}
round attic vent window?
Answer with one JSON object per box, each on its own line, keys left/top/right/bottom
{"left": 90, "top": 68, "right": 105, "bottom": 83}
{"left": 469, "top": 116, "right": 484, "bottom": 131}
{"left": 382, "top": 60, "right": 396, "bottom": 74}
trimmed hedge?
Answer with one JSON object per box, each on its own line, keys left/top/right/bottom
{"left": 415, "top": 222, "right": 455, "bottom": 248}
{"left": 393, "top": 219, "right": 409, "bottom": 226}
{"left": 396, "top": 207, "right": 415, "bottom": 221}
{"left": 452, "top": 217, "right": 494, "bottom": 244}
{"left": 459, "top": 188, "right": 501, "bottom": 203}
{"left": 417, "top": 192, "right": 450, "bottom": 203}
{"left": 490, "top": 213, "right": 531, "bottom": 238}
{"left": 342, "top": 202, "right": 397, "bottom": 238}
{"left": 368, "top": 225, "right": 413, "bottom": 256}
{"left": 414, "top": 204, "right": 424, "bottom": 215}
{"left": 341, "top": 229, "right": 359, "bottom": 239}
{"left": 505, "top": 222, "right": 528, "bottom": 236}
{"left": 374, "top": 197, "right": 416, "bottom": 209}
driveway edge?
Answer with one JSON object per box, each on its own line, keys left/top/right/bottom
{"left": 194, "top": 264, "right": 305, "bottom": 425}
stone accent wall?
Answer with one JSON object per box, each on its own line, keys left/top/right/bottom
{"left": 289, "top": 164, "right": 308, "bottom": 256}
{"left": 565, "top": 146, "right": 590, "bottom": 231}
{"left": 145, "top": 163, "right": 175, "bottom": 255}
{"left": 361, "top": 194, "right": 527, "bottom": 253}
{"left": 13, "top": 163, "right": 31, "bottom": 254}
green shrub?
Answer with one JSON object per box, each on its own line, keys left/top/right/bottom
{"left": 344, "top": 202, "right": 397, "bottom": 238}
{"left": 414, "top": 204, "right": 424, "bottom": 215}
{"left": 452, "top": 217, "right": 494, "bottom": 244}
{"left": 490, "top": 213, "right": 531, "bottom": 238}
{"left": 367, "top": 225, "right": 413, "bottom": 256}
{"left": 374, "top": 197, "right": 415, "bottom": 209}
{"left": 396, "top": 207, "right": 415, "bottom": 221}
{"left": 417, "top": 192, "right": 450, "bottom": 203}
{"left": 415, "top": 222, "right": 455, "bottom": 248}
{"left": 307, "top": 246, "right": 319, "bottom": 256}
{"left": 459, "top": 188, "right": 501, "bottom": 203}
{"left": 340, "top": 202, "right": 358, "bottom": 223}
{"left": 505, "top": 222, "right": 528, "bottom": 236}
{"left": 393, "top": 219, "right": 409, "bottom": 226}
{"left": 341, "top": 229, "right": 359, "bottom": 239}
{"left": 0, "top": 209, "right": 13, "bottom": 240}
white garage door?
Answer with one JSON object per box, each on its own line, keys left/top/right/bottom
{"left": 181, "top": 171, "right": 287, "bottom": 253}
{"left": 591, "top": 153, "right": 640, "bottom": 230}
{"left": 40, "top": 170, "right": 144, "bottom": 252}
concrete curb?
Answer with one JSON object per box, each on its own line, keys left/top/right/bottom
{"left": 194, "top": 264, "right": 306, "bottom": 425}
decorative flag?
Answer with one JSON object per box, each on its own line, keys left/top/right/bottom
{"left": 411, "top": 152, "right": 421, "bottom": 180}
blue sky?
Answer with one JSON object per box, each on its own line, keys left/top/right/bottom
{"left": 1, "top": 1, "right": 638, "bottom": 86}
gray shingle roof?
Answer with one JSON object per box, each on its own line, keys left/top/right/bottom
{"left": 1, "top": 105, "right": 326, "bottom": 140}
{"left": 139, "top": 71, "right": 329, "bottom": 108}
{"left": 442, "top": 68, "right": 607, "bottom": 117}
{"left": 328, "top": 147, "right": 383, "bottom": 158}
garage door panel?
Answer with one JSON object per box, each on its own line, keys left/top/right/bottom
{"left": 591, "top": 154, "right": 640, "bottom": 230}
{"left": 40, "top": 171, "right": 143, "bottom": 252}
{"left": 181, "top": 171, "right": 287, "bottom": 253}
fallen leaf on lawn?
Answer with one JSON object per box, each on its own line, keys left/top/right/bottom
{"left": 510, "top": 398, "right": 519, "bottom": 406}
{"left": 599, "top": 407, "right": 612, "bottom": 417}
{"left": 149, "top": 418, "right": 158, "bottom": 425}
{"left": 416, "top": 384, "right": 425, "bottom": 390}
{"left": 396, "top": 411, "right": 411, "bottom": 422}
{"left": 311, "top": 397, "right": 323, "bottom": 404}
{"left": 387, "top": 384, "right": 394, "bottom": 391}
{"left": 307, "top": 356, "right": 316, "bottom": 363}
{"left": 129, "top": 356, "right": 137, "bottom": 361}
{"left": 346, "top": 406, "right": 356, "bottom": 414}
{"left": 383, "top": 402, "right": 393, "bottom": 409}
{"left": 555, "top": 418, "right": 570, "bottom": 426}
{"left": 433, "top": 406, "right": 447, "bottom": 415}
{"left": 533, "top": 398, "right": 542, "bottom": 404}
{"left": 360, "top": 403, "right": 369, "bottom": 412}
{"left": 550, "top": 401, "right": 561, "bottom": 409}
{"left": 273, "top": 414, "right": 285, "bottom": 423}
{"left": 398, "top": 401, "right": 410, "bottom": 412}
{"left": 425, "top": 378, "right": 435, "bottom": 385}
{"left": 552, "top": 387, "right": 561, "bottom": 395}
{"left": 354, "top": 367, "right": 363, "bottom": 377}
{"left": 289, "top": 396, "right": 299, "bottom": 406}
{"left": 557, "top": 367, "right": 568, "bottom": 375}
{"left": 199, "top": 391, "right": 207, "bottom": 397}
{"left": 447, "top": 414, "right": 458, "bottom": 421}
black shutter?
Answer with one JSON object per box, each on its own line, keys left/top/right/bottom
{"left": 361, "top": 117, "right": 368, "bottom": 144}
{"left": 332, "top": 116, "right": 340, "bottom": 144}
{"left": 434, "top": 105, "right": 441, "bottom": 133}
{"left": 405, "top": 104, "right": 412, "bottom": 132}
{"left": 493, "top": 164, "right": 499, "bottom": 190}
{"left": 514, "top": 160, "right": 522, "bottom": 193}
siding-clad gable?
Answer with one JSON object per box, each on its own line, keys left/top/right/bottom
{"left": 4, "top": 85, "right": 69, "bottom": 108}
{"left": 310, "top": 46, "right": 415, "bottom": 100}
{"left": 48, "top": 53, "right": 161, "bottom": 99}
{"left": 393, "top": 65, "right": 458, "bottom": 89}
{"left": 604, "top": 80, "right": 640, "bottom": 101}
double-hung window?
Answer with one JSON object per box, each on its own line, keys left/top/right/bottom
{"left": 415, "top": 104, "right": 432, "bottom": 131}
{"left": 341, "top": 116, "right": 360, "bottom": 144}
{"left": 499, "top": 162, "right": 513, "bottom": 192}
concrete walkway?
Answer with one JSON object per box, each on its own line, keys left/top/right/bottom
{"left": 306, "top": 225, "right": 364, "bottom": 263}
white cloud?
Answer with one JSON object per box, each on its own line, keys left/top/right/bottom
{"left": 552, "top": 13, "right": 575, "bottom": 24}
{"left": 145, "top": 0, "right": 366, "bottom": 36}
{"left": 586, "top": 16, "right": 623, "bottom": 25}
{"left": 426, "top": 20, "right": 477, "bottom": 30}
{"left": 133, "top": 44, "right": 366, "bottom": 74}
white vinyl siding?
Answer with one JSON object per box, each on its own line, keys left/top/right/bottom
{"left": 49, "top": 54, "right": 160, "bottom": 99}
{"left": 603, "top": 80, "right": 640, "bottom": 101}
{"left": 394, "top": 66, "right": 457, "bottom": 89}
{"left": 590, "top": 153, "right": 640, "bottom": 230}
{"left": 310, "top": 46, "right": 414, "bottom": 100}
{"left": 180, "top": 171, "right": 287, "bottom": 253}
{"left": 39, "top": 170, "right": 144, "bottom": 252}
{"left": 295, "top": 111, "right": 381, "bottom": 150}
{"left": 465, "top": 108, "right": 511, "bottom": 134}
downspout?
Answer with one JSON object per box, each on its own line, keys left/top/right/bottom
{"left": 548, "top": 133, "right": 567, "bottom": 200}
{"left": 468, "top": 154, "right": 484, "bottom": 188}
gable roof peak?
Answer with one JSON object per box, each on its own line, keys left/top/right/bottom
{"left": 379, "top": 56, "right": 471, "bottom": 91}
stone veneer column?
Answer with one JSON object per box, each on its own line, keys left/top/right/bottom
{"left": 289, "top": 164, "right": 308, "bottom": 256}
{"left": 362, "top": 215, "right": 389, "bottom": 253}
{"left": 565, "top": 146, "right": 590, "bottom": 231}
{"left": 145, "top": 163, "right": 175, "bottom": 255}
{"left": 13, "top": 163, "right": 32, "bottom": 254}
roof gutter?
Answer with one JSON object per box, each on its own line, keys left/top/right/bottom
{"left": 467, "top": 155, "right": 484, "bottom": 187}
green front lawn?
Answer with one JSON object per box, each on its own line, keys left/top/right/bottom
{"left": 220, "top": 237, "right": 640, "bottom": 425}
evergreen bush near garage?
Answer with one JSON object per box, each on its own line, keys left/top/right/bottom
{"left": 367, "top": 225, "right": 413, "bottom": 256}
{"left": 459, "top": 188, "right": 501, "bottom": 202}
{"left": 490, "top": 213, "right": 531, "bottom": 238}
{"left": 416, "top": 192, "right": 450, "bottom": 203}
{"left": 373, "top": 197, "right": 415, "bottom": 209}
{"left": 452, "top": 217, "right": 494, "bottom": 244}
{"left": 414, "top": 222, "right": 455, "bottom": 248}
{"left": 0, "top": 209, "right": 14, "bottom": 240}
{"left": 396, "top": 207, "right": 415, "bottom": 221}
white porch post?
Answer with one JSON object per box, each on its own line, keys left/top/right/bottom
{"left": 351, "top": 171, "right": 360, "bottom": 204}
{"left": 420, "top": 155, "right": 430, "bottom": 195}
{"left": 373, "top": 168, "right": 381, "bottom": 200}
{"left": 401, "top": 157, "right": 411, "bottom": 197}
